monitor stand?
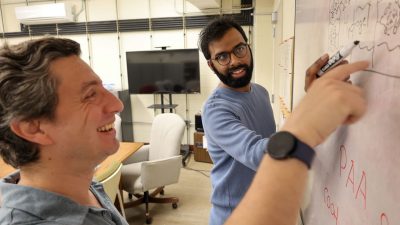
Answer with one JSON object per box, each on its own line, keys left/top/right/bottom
{"left": 147, "top": 93, "right": 178, "bottom": 113}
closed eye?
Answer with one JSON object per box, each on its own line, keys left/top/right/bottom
{"left": 84, "top": 91, "right": 97, "bottom": 100}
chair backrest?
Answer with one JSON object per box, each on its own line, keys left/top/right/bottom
{"left": 148, "top": 113, "right": 185, "bottom": 160}
{"left": 99, "top": 162, "right": 123, "bottom": 202}
{"left": 115, "top": 114, "right": 122, "bottom": 141}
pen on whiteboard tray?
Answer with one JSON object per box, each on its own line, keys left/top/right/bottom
{"left": 317, "top": 40, "right": 360, "bottom": 76}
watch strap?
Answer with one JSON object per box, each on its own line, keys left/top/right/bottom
{"left": 291, "top": 138, "right": 315, "bottom": 169}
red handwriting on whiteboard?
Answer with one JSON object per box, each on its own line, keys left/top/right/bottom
{"left": 339, "top": 145, "right": 367, "bottom": 209}
{"left": 324, "top": 187, "right": 339, "bottom": 225}
{"left": 380, "top": 213, "right": 389, "bottom": 225}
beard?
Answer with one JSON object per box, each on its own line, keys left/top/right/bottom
{"left": 211, "top": 53, "right": 254, "bottom": 89}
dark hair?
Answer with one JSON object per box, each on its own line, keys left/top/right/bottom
{"left": 0, "top": 37, "right": 81, "bottom": 168}
{"left": 199, "top": 16, "right": 248, "bottom": 60}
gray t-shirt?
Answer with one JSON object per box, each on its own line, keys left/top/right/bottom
{"left": 0, "top": 171, "right": 128, "bottom": 225}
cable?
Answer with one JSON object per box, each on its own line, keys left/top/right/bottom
{"left": 183, "top": 155, "right": 211, "bottom": 178}
{"left": 183, "top": 166, "right": 210, "bottom": 178}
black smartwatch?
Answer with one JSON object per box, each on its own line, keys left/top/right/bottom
{"left": 266, "top": 131, "right": 315, "bottom": 169}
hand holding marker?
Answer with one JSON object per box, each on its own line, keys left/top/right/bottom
{"left": 317, "top": 40, "right": 360, "bottom": 76}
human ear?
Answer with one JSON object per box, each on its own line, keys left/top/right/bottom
{"left": 207, "top": 60, "right": 214, "bottom": 69}
{"left": 9, "top": 119, "right": 53, "bottom": 145}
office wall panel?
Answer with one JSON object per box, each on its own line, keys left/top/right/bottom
{"left": 91, "top": 33, "right": 121, "bottom": 90}
{"left": 150, "top": 0, "right": 182, "bottom": 18}
{"left": 86, "top": 0, "right": 117, "bottom": 22}
{"left": 118, "top": 0, "right": 150, "bottom": 20}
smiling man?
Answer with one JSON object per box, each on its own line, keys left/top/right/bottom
{"left": 0, "top": 34, "right": 369, "bottom": 225}
{"left": 199, "top": 16, "right": 278, "bottom": 225}
{"left": 0, "top": 37, "right": 126, "bottom": 225}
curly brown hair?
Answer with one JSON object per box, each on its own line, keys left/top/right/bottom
{"left": 0, "top": 37, "right": 81, "bottom": 168}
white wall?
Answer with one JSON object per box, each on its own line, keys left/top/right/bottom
{"left": 268, "top": 0, "right": 297, "bottom": 127}
{"left": 0, "top": 0, "right": 276, "bottom": 145}
{"left": 278, "top": 0, "right": 302, "bottom": 108}
{"left": 253, "top": 0, "right": 274, "bottom": 91}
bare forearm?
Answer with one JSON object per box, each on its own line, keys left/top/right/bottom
{"left": 225, "top": 156, "right": 308, "bottom": 225}
{"left": 225, "top": 61, "right": 369, "bottom": 225}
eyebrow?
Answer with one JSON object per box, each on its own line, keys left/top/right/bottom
{"left": 214, "top": 42, "right": 247, "bottom": 58}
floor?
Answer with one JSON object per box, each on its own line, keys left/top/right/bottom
{"left": 124, "top": 154, "right": 213, "bottom": 225}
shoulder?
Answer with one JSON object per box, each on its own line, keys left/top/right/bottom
{"left": 0, "top": 207, "right": 62, "bottom": 225}
{"left": 203, "top": 87, "right": 247, "bottom": 111}
{"left": 202, "top": 93, "right": 240, "bottom": 120}
{"left": 251, "top": 83, "right": 269, "bottom": 95}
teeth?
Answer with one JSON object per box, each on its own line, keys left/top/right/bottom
{"left": 233, "top": 68, "right": 244, "bottom": 73}
{"left": 97, "top": 122, "right": 115, "bottom": 132}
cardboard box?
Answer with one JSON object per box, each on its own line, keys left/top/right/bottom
{"left": 193, "top": 132, "right": 213, "bottom": 164}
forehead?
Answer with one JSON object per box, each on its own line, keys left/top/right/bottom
{"left": 49, "top": 55, "right": 101, "bottom": 92}
{"left": 208, "top": 28, "right": 246, "bottom": 56}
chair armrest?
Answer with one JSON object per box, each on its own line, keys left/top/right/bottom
{"left": 140, "top": 155, "right": 182, "bottom": 191}
{"left": 122, "top": 145, "right": 150, "bottom": 165}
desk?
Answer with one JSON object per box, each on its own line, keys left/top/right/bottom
{"left": 94, "top": 142, "right": 143, "bottom": 179}
{"left": 0, "top": 142, "right": 144, "bottom": 179}
{"left": 0, "top": 158, "right": 14, "bottom": 178}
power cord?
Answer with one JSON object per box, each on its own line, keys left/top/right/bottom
{"left": 183, "top": 167, "right": 210, "bottom": 178}
{"left": 183, "top": 154, "right": 211, "bottom": 178}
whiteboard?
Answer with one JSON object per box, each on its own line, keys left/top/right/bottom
{"left": 272, "top": 1, "right": 294, "bottom": 128}
{"left": 294, "top": 1, "right": 400, "bottom": 225}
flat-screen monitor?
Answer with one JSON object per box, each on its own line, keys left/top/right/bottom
{"left": 126, "top": 49, "right": 200, "bottom": 94}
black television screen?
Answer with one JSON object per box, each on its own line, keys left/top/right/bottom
{"left": 126, "top": 49, "right": 200, "bottom": 94}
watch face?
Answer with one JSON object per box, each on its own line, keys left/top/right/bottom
{"left": 267, "top": 131, "right": 296, "bottom": 159}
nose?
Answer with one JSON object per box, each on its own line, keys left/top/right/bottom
{"left": 105, "top": 90, "right": 124, "bottom": 114}
{"left": 229, "top": 52, "right": 241, "bottom": 67}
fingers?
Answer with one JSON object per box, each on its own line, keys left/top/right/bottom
{"left": 290, "top": 60, "right": 369, "bottom": 147}
{"left": 322, "top": 61, "right": 369, "bottom": 81}
{"left": 337, "top": 60, "right": 350, "bottom": 81}
{"left": 305, "top": 54, "right": 329, "bottom": 91}
{"left": 306, "top": 54, "right": 329, "bottom": 76}
{"left": 323, "top": 80, "right": 366, "bottom": 126}
{"left": 341, "top": 84, "right": 367, "bottom": 125}
{"left": 336, "top": 59, "right": 348, "bottom": 66}
{"left": 283, "top": 76, "right": 367, "bottom": 147}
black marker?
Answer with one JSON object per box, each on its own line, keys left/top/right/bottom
{"left": 317, "top": 40, "right": 360, "bottom": 76}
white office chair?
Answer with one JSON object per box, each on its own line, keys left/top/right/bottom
{"left": 98, "top": 162, "right": 126, "bottom": 218}
{"left": 121, "top": 113, "right": 185, "bottom": 224}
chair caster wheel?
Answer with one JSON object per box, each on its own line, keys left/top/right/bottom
{"left": 172, "top": 203, "right": 178, "bottom": 209}
{"left": 146, "top": 217, "right": 153, "bottom": 224}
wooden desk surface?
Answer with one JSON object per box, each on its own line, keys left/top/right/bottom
{"left": 0, "top": 158, "right": 14, "bottom": 179}
{"left": 94, "top": 142, "right": 143, "bottom": 178}
{"left": 0, "top": 142, "right": 144, "bottom": 179}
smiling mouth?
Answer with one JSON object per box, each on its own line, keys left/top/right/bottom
{"left": 230, "top": 67, "right": 246, "bottom": 77}
{"left": 232, "top": 67, "right": 245, "bottom": 74}
{"left": 97, "top": 122, "right": 115, "bottom": 132}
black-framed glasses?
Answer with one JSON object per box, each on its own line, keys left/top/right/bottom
{"left": 211, "top": 43, "right": 248, "bottom": 66}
